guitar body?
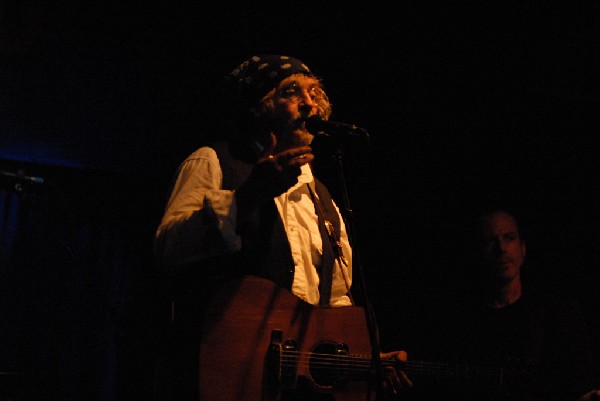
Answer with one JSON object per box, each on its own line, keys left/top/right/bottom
{"left": 199, "top": 275, "right": 377, "bottom": 401}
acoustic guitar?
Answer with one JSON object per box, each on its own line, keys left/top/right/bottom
{"left": 198, "top": 275, "right": 528, "bottom": 400}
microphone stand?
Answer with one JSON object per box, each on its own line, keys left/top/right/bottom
{"left": 318, "top": 131, "right": 388, "bottom": 400}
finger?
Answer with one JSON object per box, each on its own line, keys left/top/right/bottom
{"left": 287, "top": 153, "right": 314, "bottom": 166}
{"left": 384, "top": 366, "right": 413, "bottom": 391}
{"left": 380, "top": 351, "right": 408, "bottom": 362}
{"left": 385, "top": 369, "right": 401, "bottom": 395}
{"left": 265, "top": 146, "right": 314, "bottom": 174}
{"left": 398, "top": 370, "right": 413, "bottom": 388}
{"left": 261, "top": 133, "right": 278, "bottom": 160}
{"left": 279, "top": 146, "right": 313, "bottom": 162}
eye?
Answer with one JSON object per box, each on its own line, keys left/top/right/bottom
{"left": 281, "top": 84, "right": 301, "bottom": 98}
{"left": 278, "top": 83, "right": 325, "bottom": 104}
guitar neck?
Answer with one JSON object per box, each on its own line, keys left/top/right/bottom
{"left": 282, "top": 350, "right": 510, "bottom": 387}
{"left": 322, "top": 353, "right": 514, "bottom": 389}
{"left": 394, "top": 359, "right": 511, "bottom": 388}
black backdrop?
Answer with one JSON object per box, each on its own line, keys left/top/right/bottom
{"left": 1, "top": 2, "right": 599, "bottom": 400}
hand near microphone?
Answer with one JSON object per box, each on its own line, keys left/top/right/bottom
{"left": 235, "top": 133, "right": 314, "bottom": 221}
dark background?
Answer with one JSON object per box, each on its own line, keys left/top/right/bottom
{"left": 1, "top": 2, "right": 599, "bottom": 400}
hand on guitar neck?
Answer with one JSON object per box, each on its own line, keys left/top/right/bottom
{"left": 380, "top": 350, "right": 413, "bottom": 396}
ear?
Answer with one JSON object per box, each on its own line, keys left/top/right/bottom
{"left": 521, "top": 241, "right": 527, "bottom": 258}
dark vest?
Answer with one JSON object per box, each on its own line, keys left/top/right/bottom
{"left": 211, "top": 139, "right": 341, "bottom": 291}
{"left": 155, "top": 139, "right": 344, "bottom": 356}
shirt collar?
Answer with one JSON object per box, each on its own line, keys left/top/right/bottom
{"left": 297, "top": 163, "right": 314, "bottom": 184}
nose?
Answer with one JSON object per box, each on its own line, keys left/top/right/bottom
{"left": 298, "top": 89, "right": 318, "bottom": 107}
{"left": 298, "top": 95, "right": 318, "bottom": 118}
{"left": 496, "top": 238, "right": 510, "bottom": 254}
{"left": 486, "top": 238, "right": 504, "bottom": 255}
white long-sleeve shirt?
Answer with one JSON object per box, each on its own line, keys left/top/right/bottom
{"left": 154, "top": 146, "right": 353, "bottom": 307}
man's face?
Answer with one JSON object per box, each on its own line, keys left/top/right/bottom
{"left": 266, "top": 74, "right": 325, "bottom": 150}
{"left": 478, "top": 211, "right": 526, "bottom": 283}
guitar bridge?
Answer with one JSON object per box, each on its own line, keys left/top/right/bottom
{"left": 266, "top": 330, "right": 298, "bottom": 391}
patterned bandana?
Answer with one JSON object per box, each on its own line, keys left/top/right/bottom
{"left": 225, "top": 55, "right": 314, "bottom": 107}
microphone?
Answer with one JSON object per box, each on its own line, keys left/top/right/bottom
{"left": 0, "top": 170, "right": 45, "bottom": 185}
{"left": 305, "top": 115, "right": 368, "bottom": 138}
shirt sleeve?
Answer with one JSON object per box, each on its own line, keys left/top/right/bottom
{"left": 154, "top": 146, "right": 242, "bottom": 271}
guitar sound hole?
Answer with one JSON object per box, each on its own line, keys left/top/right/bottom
{"left": 308, "top": 342, "right": 349, "bottom": 388}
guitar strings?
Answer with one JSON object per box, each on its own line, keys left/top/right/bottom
{"left": 277, "top": 350, "right": 512, "bottom": 383}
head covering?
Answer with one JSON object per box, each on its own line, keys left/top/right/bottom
{"left": 225, "top": 55, "right": 315, "bottom": 108}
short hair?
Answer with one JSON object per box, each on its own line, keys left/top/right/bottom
{"left": 467, "top": 200, "right": 528, "bottom": 246}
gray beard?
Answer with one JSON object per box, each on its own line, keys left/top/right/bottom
{"left": 277, "top": 129, "right": 314, "bottom": 150}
